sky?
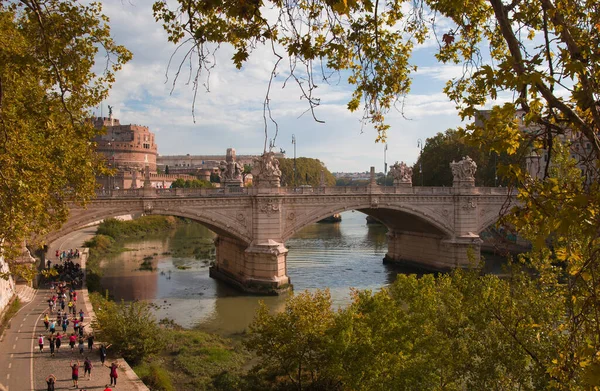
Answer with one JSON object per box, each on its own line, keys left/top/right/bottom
{"left": 95, "top": 0, "right": 466, "bottom": 173}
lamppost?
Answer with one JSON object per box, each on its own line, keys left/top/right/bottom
{"left": 292, "top": 134, "right": 297, "bottom": 189}
{"left": 494, "top": 152, "right": 498, "bottom": 187}
{"left": 384, "top": 143, "right": 388, "bottom": 186}
{"left": 417, "top": 139, "right": 423, "bottom": 186}
{"left": 107, "top": 138, "right": 115, "bottom": 191}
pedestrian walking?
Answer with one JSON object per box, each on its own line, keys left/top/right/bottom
{"left": 62, "top": 317, "right": 69, "bottom": 332}
{"left": 87, "top": 334, "right": 94, "bottom": 351}
{"left": 79, "top": 323, "right": 85, "bottom": 338}
{"left": 55, "top": 333, "right": 62, "bottom": 351}
{"left": 38, "top": 334, "right": 44, "bottom": 352}
{"left": 46, "top": 374, "right": 56, "bottom": 391}
{"left": 69, "top": 333, "right": 77, "bottom": 352}
{"left": 49, "top": 335, "right": 56, "bottom": 357}
{"left": 79, "top": 309, "right": 84, "bottom": 322}
{"left": 49, "top": 320, "right": 56, "bottom": 334}
{"left": 43, "top": 313, "right": 49, "bottom": 330}
{"left": 79, "top": 336, "right": 85, "bottom": 355}
{"left": 70, "top": 360, "right": 80, "bottom": 388}
{"left": 84, "top": 356, "right": 93, "bottom": 380}
{"left": 108, "top": 362, "right": 119, "bottom": 387}
{"left": 99, "top": 344, "right": 108, "bottom": 365}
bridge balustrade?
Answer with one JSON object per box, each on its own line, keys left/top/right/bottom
{"left": 94, "top": 185, "right": 513, "bottom": 199}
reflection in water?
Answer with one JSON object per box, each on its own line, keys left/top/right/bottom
{"left": 98, "top": 211, "right": 506, "bottom": 336}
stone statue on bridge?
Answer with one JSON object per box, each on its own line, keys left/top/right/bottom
{"left": 450, "top": 156, "right": 477, "bottom": 186}
{"left": 220, "top": 148, "right": 244, "bottom": 187}
{"left": 251, "top": 151, "right": 282, "bottom": 188}
{"left": 389, "top": 161, "right": 413, "bottom": 186}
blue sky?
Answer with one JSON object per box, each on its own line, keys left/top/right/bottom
{"left": 96, "top": 0, "right": 466, "bottom": 172}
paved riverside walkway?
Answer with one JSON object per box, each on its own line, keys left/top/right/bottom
{"left": 0, "top": 228, "right": 148, "bottom": 390}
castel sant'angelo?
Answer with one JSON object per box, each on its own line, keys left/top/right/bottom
{"left": 92, "top": 115, "right": 158, "bottom": 172}
{"left": 92, "top": 113, "right": 283, "bottom": 189}
{"left": 92, "top": 113, "right": 196, "bottom": 189}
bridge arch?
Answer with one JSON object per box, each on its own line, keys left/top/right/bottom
{"left": 281, "top": 202, "right": 454, "bottom": 242}
{"left": 45, "top": 204, "right": 252, "bottom": 246}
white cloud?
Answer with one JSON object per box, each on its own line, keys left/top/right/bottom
{"left": 92, "top": 0, "right": 466, "bottom": 172}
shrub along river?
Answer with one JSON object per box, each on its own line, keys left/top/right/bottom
{"left": 97, "top": 211, "right": 506, "bottom": 336}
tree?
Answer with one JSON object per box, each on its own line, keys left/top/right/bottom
{"left": 277, "top": 157, "right": 336, "bottom": 187}
{"left": 210, "top": 172, "right": 221, "bottom": 183}
{"left": 91, "top": 294, "right": 165, "bottom": 365}
{"left": 0, "top": 1, "right": 130, "bottom": 266}
{"left": 413, "top": 129, "right": 519, "bottom": 186}
{"left": 153, "top": 0, "right": 600, "bottom": 387}
{"left": 244, "top": 290, "right": 341, "bottom": 390}
{"left": 170, "top": 178, "right": 213, "bottom": 188}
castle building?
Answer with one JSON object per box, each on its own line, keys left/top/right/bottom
{"left": 92, "top": 116, "right": 158, "bottom": 172}
{"left": 157, "top": 152, "right": 285, "bottom": 173}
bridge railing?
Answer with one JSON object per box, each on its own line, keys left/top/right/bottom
{"left": 95, "top": 185, "right": 512, "bottom": 198}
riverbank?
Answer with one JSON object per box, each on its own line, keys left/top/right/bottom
{"left": 85, "top": 216, "right": 252, "bottom": 390}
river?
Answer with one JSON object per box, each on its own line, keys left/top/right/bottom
{"left": 97, "top": 211, "right": 505, "bottom": 336}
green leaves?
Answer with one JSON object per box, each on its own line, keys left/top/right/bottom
{"left": 0, "top": 0, "right": 130, "bottom": 267}
{"left": 91, "top": 293, "right": 165, "bottom": 364}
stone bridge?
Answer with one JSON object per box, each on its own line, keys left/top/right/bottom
{"left": 48, "top": 171, "right": 515, "bottom": 294}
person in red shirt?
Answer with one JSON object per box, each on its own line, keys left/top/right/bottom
{"left": 69, "top": 333, "right": 77, "bottom": 351}
{"left": 103, "top": 386, "right": 112, "bottom": 391}
{"left": 108, "top": 362, "right": 119, "bottom": 386}
{"left": 70, "top": 360, "right": 80, "bottom": 388}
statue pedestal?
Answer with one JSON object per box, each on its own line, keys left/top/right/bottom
{"left": 453, "top": 179, "right": 475, "bottom": 188}
{"left": 393, "top": 181, "right": 412, "bottom": 187}
{"left": 223, "top": 178, "right": 243, "bottom": 187}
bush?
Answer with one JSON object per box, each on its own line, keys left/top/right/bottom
{"left": 91, "top": 294, "right": 165, "bottom": 364}
{"left": 96, "top": 216, "right": 177, "bottom": 239}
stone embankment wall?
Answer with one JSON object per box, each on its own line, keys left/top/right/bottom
{"left": 0, "top": 254, "right": 16, "bottom": 316}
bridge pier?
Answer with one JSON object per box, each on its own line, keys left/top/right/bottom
{"left": 384, "top": 230, "right": 483, "bottom": 271}
{"left": 210, "top": 235, "right": 291, "bottom": 295}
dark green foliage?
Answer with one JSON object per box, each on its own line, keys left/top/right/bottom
{"left": 210, "top": 172, "right": 221, "bottom": 183}
{"left": 170, "top": 178, "right": 213, "bottom": 188}
{"left": 90, "top": 293, "right": 166, "bottom": 364}
{"left": 335, "top": 177, "right": 370, "bottom": 186}
{"left": 412, "top": 129, "right": 521, "bottom": 186}
{"left": 277, "top": 157, "right": 336, "bottom": 187}
{"left": 96, "top": 216, "right": 177, "bottom": 239}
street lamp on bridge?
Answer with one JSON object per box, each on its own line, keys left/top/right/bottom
{"left": 417, "top": 138, "right": 423, "bottom": 186}
{"left": 292, "top": 134, "right": 297, "bottom": 189}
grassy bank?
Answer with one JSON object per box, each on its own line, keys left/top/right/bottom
{"left": 89, "top": 292, "right": 251, "bottom": 390}
{"left": 0, "top": 296, "right": 21, "bottom": 338}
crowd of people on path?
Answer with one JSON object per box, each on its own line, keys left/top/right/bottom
{"left": 42, "top": 248, "right": 122, "bottom": 391}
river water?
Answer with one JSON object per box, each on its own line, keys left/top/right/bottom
{"left": 98, "top": 211, "right": 504, "bottom": 336}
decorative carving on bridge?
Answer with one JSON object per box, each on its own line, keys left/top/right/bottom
{"left": 259, "top": 198, "right": 280, "bottom": 215}
{"left": 251, "top": 152, "right": 281, "bottom": 188}
{"left": 450, "top": 156, "right": 477, "bottom": 187}
{"left": 236, "top": 213, "right": 247, "bottom": 227}
{"left": 144, "top": 202, "right": 153, "bottom": 213}
{"left": 371, "top": 198, "right": 379, "bottom": 208}
{"left": 462, "top": 197, "right": 477, "bottom": 210}
{"left": 219, "top": 148, "right": 244, "bottom": 187}
{"left": 389, "top": 161, "right": 413, "bottom": 186}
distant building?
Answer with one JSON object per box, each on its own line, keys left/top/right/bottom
{"left": 157, "top": 152, "right": 285, "bottom": 174}
{"left": 92, "top": 116, "right": 158, "bottom": 172}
